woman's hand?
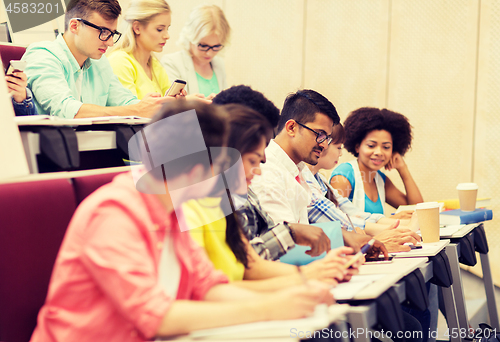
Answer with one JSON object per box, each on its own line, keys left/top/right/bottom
{"left": 6, "top": 72, "right": 28, "bottom": 103}
{"left": 374, "top": 221, "right": 421, "bottom": 252}
{"left": 144, "top": 92, "right": 163, "bottom": 98}
{"left": 302, "top": 247, "right": 355, "bottom": 285}
{"left": 206, "top": 93, "right": 217, "bottom": 101}
{"left": 385, "top": 152, "right": 407, "bottom": 172}
{"left": 185, "top": 94, "right": 212, "bottom": 104}
{"left": 365, "top": 239, "right": 389, "bottom": 260}
{"left": 170, "top": 89, "right": 188, "bottom": 99}
{"left": 391, "top": 210, "right": 414, "bottom": 219}
{"left": 265, "top": 281, "right": 334, "bottom": 320}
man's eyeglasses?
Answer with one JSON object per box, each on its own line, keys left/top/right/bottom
{"left": 74, "top": 18, "right": 122, "bottom": 43}
{"left": 197, "top": 43, "right": 224, "bottom": 52}
{"left": 295, "top": 121, "right": 333, "bottom": 145}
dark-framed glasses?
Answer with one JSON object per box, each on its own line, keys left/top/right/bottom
{"left": 295, "top": 121, "right": 333, "bottom": 145}
{"left": 197, "top": 43, "right": 224, "bottom": 52}
{"left": 74, "top": 18, "right": 122, "bottom": 43}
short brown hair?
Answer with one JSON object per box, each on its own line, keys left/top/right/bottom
{"left": 65, "top": 0, "right": 121, "bottom": 31}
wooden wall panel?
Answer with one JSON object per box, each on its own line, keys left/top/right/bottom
{"left": 223, "top": 0, "right": 304, "bottom": 108}
{"left": 471, "top": 0, "right": 500, "bottom": 281}
{"left": 304, "top": 0, "right": 390, "bottom": 118}
{"left": 386, "top": 0, "right": 479, "bottom": 205}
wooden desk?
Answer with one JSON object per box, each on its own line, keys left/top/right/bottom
{"left": 20, "top": 130, "right": 119, "bottom": 173}
{"left": 354, "top": 257, "right": 429, "bottom": 300}
{"left": 338, "top": 257, "right": 430, "bottom": 342}
{"left": 17, "top": 117, "right": 148, "bottom": 174}
{"left": 163, "top": 304, "right": 350, "bottom": 341}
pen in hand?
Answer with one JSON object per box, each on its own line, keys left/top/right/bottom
{"left": 343, "top": 239, "right": 375, "bottom": 269}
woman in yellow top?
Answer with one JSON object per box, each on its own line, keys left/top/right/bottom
{"left": 107, "top": 0, "right": 172, "bottom": 99}
{"left": 184, "top": 197, "right": 245, "bottom": 281}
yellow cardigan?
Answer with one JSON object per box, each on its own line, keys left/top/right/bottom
{"left": 108, "top": 50, "right": 170, "bottom": 99}
{"left": 183, "top": 198, "right": 245, "bottom": 281}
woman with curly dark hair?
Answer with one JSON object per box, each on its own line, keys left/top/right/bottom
{"left": 329, "top": 107, "right": 423, "bottom": 218}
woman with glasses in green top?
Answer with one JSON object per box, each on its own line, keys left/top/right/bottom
{"left": 161, "top": 5, "right": 230, "bottom": 100}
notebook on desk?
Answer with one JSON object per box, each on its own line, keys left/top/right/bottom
{"left": 391, "top": 240, "right": 449, "bottom": 258}
{"left": 181, "top": 304, "right": 331, "bottom": 340}
{"left": 331, "top": 274, "right": 386, "bottom": 301}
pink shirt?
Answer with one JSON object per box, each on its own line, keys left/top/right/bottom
{"left": 31, "top": 172, "right": 228, "bottom": 342}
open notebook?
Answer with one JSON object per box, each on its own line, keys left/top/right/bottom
{"left": 174, "top": 304, "right": 331, "bottom": 340}
{"left": 331, "top": 274, "right": 386, "bottom": 301}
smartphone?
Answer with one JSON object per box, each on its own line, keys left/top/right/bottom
{"left": 165, "top": 79, "right": 186, "bottom": 97}
{"left": 6, "top": 60, "right": 27, "bottom": 76}
{"left": 365, "top": 256, "right": 394, "bottom": 263}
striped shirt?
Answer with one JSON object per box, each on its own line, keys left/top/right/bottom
{"left": 303, "top": 168, "right": 384, "bottom": 231}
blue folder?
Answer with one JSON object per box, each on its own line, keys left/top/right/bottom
{"left": 279, "top": 221, "right": 344, "bottom": 266}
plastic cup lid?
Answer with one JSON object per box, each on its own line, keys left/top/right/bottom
{"left": 416, "top": 202, "right": 440, "bottom": 210}
{"left": 456, "top": 183, "right": 478, "bottom": 190}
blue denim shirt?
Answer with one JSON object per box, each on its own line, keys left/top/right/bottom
{"left": 12, "top": 87, "right": 38, "bottom": 116}
{"left": 23, "top": 34, "right": 139, "bottom": 118}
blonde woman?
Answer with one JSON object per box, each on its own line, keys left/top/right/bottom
{"left": 161, "top": 5, "right": 230, "bottom": 99}
{"left": 108, "top": 0, "right": 174, "bottom": 99}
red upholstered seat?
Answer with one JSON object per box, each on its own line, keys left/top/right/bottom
{"left": 0, "top": 178, "right": 76, "bottom": 342}
{"left": 0, "top": 43, "right": 26, "bottom": 71}
{"left": 72, "top": 171, "right": 124, "bottom": 204}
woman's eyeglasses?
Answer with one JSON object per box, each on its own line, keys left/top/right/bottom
{"left": 197, "top": 43, "right": 224, "bottom": 52}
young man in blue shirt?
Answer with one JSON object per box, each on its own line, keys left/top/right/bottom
{"left": 23, "top": 0, "right": 172, "bottom": 119}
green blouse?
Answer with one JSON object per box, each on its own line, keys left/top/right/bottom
{"left": 195, "top": 71, "right": 219, "bottom": 97}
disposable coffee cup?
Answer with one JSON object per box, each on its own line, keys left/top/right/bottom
{"left": 416, "top": 202, "right": 440, "bottom": 243}
{"left": 456, "top": 183, "right": 478, "bottom": 212}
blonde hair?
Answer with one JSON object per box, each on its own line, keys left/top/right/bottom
{"left": 112, "top": 0, "right": 170, "bottom": 54}
{"left": 178, "top": 5, "right": 231, "bottom": 52}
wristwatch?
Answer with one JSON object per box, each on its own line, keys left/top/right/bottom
{"left": 13, "top": 88, "right": 34, "bottom": 108}
{"left": 283, "top": 221, "right": 295, "bottom": 241}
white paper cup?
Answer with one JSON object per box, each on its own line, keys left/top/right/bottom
{"left": 416, "top": 202, "right": 440, "bottom": 243}
{"left": 456, "top": 183, "right": 478, "bottom": 212}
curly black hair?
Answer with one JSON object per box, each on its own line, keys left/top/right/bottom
{"left": 213, "top": 85, "right": 280, "bottom": 128}
{"left": 343, "top": 107, "right": 413, "bottom": 157}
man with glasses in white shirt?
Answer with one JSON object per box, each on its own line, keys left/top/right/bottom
{"left": 23, "top": 0, "right": 172, "bottom": 119}
{"left": 250, "top": 89, "right": 339, "bottom": 225}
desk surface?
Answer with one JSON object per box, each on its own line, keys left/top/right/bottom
{"left": 392, "top": 239, "right": 449, "bottom": 258}
{"left": 350, "top": 257, "right": 428, "bottom": 300}
{"left": 15, "top": 115, "right": 151, "bottom": 126}
{"left": 440, "top": 223, "right": 480, "bottom": 238}
{"left": 165, "top": 304, "right": 350, "bottom": 341}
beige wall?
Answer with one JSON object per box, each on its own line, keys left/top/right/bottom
{"left": 5, "top": 0, "right": 499, "bottom": 283}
